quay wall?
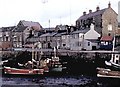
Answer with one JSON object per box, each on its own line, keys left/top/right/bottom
{"left": 1, "top": 50, "right": 116, "bottom": 75}
{"left": 1, "top": 50, "right": 114, "bottom": 61}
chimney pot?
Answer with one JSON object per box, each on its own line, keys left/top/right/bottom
{"left": 96, "top": 6, "right": 100, "bottom": 11}
{"left": 89, "top": 10, "right": 92, "bottom": 13}
{"left": 83, "top": 11, "right": 86, "bottom": 15}
{"left": 108, "top": 2, "right": 111, "bottom": 8}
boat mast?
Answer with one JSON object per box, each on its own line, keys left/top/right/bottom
{"left": 38, "top": 42, "right": 42, "bottom": 68}
{"left": 32, "top": 45, "right": 34, "bottom": 68}
{"left": 54, "top": 47, "right": 57, "bottom": 58}
{"left": 111, "top": 25, "right": 116, "bottom": 63}
{"left": 111, "top": 36, "right": 115, "bottom": 63}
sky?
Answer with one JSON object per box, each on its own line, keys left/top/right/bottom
{"left": 0, "top": 0, "right": 119, "bottom": 28}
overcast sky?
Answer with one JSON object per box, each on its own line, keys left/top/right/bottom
{"left": 0, "top": 0, "right": 119, "bottom": 28}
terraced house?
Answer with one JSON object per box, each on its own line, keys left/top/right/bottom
{"left": 76, "top": 2, "right": 118, "bottom": 37}
{"left": 0, "top": 20, "right": 43, "bottom": 50}
{"left": 0, "top": 26, "right": 15, "bottom": 50}
{"left": 76, "top": 2, "right": 118, "bottom": 50}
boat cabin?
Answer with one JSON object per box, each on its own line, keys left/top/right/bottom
{"left": 113, "top": 54, "right": 120, "bottom": 65}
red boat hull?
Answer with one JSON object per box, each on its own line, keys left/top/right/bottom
{"left": 4, "top": 67, "right": 44, "bottom": 75}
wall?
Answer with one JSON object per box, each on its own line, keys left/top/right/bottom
{"left": 102, "top": 8, "right": 118, "bottom": 36}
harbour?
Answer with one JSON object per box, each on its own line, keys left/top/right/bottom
{"left": 0, "top": 1, "right": 120, "bottom": 87}
{"left": 1, "top": 49, "right": 120, "bottom": 87}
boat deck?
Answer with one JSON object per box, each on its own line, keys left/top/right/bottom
{"left": 97, "top": 67, "right": 120, "bottom": 78}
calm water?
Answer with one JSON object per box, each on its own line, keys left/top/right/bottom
{"left": 1, "top": 75, "right": 120, "bottom": 87}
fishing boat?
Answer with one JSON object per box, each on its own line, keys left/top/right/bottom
{"left": 104, "top": 35, "right": 120, "bottom": 70}
{"left": 97, "top": 34, "right": 120, "bottom": 78}
{"left": 3, "top": 43, "right": 48, "bottom": 75}
{"left": 49, "top": 47, "right": 64, "bottom": 72}
{"left": 4, "top": 66, "right": 44, "bottom": 75}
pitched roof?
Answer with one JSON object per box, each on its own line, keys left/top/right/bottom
{"left": 86, "top": 39, "right": 99, "bottom": 43}
{"left": 0, "top": 26, "right": 16, "bottom": 32}
{"left": 40, "top": 33, "right": 57, "bottom": 37}
{"left": 100, "top": 36, "right": 113, "bottom": 41}
{"left": 77, "top": 8, "right": 107, "bottom": 20}
{"left": 12, "top": 26, "right": 27, "bottom": 32}
{"left": 18, "top": 20, "right": 42, "bottom": 31}
{"left": 71, "top": 29, "right": 89, "bottom": 34}
{"left": 26, "top": 36, "right": 40, "bottom": 43}
{"left": 55, "top": 32, "right": 67, "bottom": 37}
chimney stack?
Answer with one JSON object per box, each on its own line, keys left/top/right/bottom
{"left": 83, "top": 11, "right": 86, "bottom": 16}
{"left": 108, "top": 2, "right": 111, "bottom": 8}
{"left": 89, "top": 10, "right": 92, "bottom": 13}
{"left": 96, "top": 6, "right": 100, "bottom": 11}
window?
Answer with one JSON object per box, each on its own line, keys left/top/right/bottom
{"left": 19, "top": 36, "right": 22, "bottom": 41}
{"left": 62, "top": 36, "right": 65, "bottom": 39}
{"left": 116, "top": 60, "right": 118, "bottom": 64}
{"left": 0, "top": 37, "right": 3, "bottom": 41}
{"left": 108, "top": 33, "right": 111, "bottom": 36}
{"left": 76, "top": 21, "right": 80, "bottom": 28}
{"left": 77, "top": 42, "right": 81, "bottom": 46}
{"left": 6, "top": 37, "right": 10, "bottom": 41}
{"left": 13, "top": 37, "right": 17, "bottom": 41}
{"left": 115, "top": 55, "right": 119, "bottom": 58}
{"left": 72, "top": 34, "right": 75, "bottom": 39}
{"left": 105, "top": 42, "right": 108, "bottom": 45}
{"left": 75, "top": 34, "right": 79, "bottom": 38}
{"left": 108, "top": 24, "right": 112, "bottom": 31}
{"left": 63, "top": 44, "right": 66, "bottom": 46}
{"left": 88, "top": 42, "right": 90, "bottom": 46}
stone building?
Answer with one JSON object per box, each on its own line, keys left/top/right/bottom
{"left": 0, "top": 26, "right": 15, "bottom": 50}
{"left": 76, "top": 2, "right": 118, "bottom": 37}
{"left": 70, "top": 24, "right": 100, "bottom": 50}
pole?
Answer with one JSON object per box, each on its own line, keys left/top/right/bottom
{"left": 32, "top": 45, "right": 34, "bottom": 68}
{"left": 49, "top": 19, "right": 50, "bottom": 30}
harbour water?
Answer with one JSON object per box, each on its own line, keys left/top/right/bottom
{"left": 1, "top": 75, "right": 120, "bottom": 87}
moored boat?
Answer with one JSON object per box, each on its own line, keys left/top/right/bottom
{"left": 3, "top": 43, "right": 48, "bottom": 75}
{"left": 104, "top": 35, "right": 120, "bottom": 70}
{"left": 97, "top": 33, "right": 120, "bottom": 78}
{"left": 4, "top": 66, "right": 44, "bottom": 75}
{"left": 97, "top": 67, "right": 120, "bottom": 78}
{"left": 49, "top": 47, "right": 66, "bottom": 72}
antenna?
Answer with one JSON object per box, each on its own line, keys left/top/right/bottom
{"left": 49, "top": 19, "right": 50, "bottom": 29}
{"left": 69, "top": 0, "right": 71, "bottom": 25}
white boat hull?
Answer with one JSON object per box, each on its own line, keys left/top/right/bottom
{"left": 51, "top": 67, "right": 62, "bottom": 72}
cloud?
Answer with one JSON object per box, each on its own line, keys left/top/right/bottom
{"left": 0, "top": 0, "right": 119, "bottom": 27}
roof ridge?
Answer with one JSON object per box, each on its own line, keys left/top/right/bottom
{"left": 77, "top": 8, "right": 107, "bottom": 20}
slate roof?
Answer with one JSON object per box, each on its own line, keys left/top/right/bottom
{"left": 77, "top": 8, "right": 107, "bottom": 20}
{"left": 44, "top": 27, "right": 55, "bottom": 31}
{"left": 40, "top": 33, "right": 57, "bottom": 37}
{"left": 26, "top": 36, "right": 40, "bottom": 43}
{"left": 71, "top": 29, "right": 89, "bottom": 34}
{"left": 55, "top": 32, "right": 67, "bottom": 37}
{"left": 0, "top": 26, "right": 16, "bottom": 32}
{"left": 12, "top": 26, "right": 27, "bottom": 32}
